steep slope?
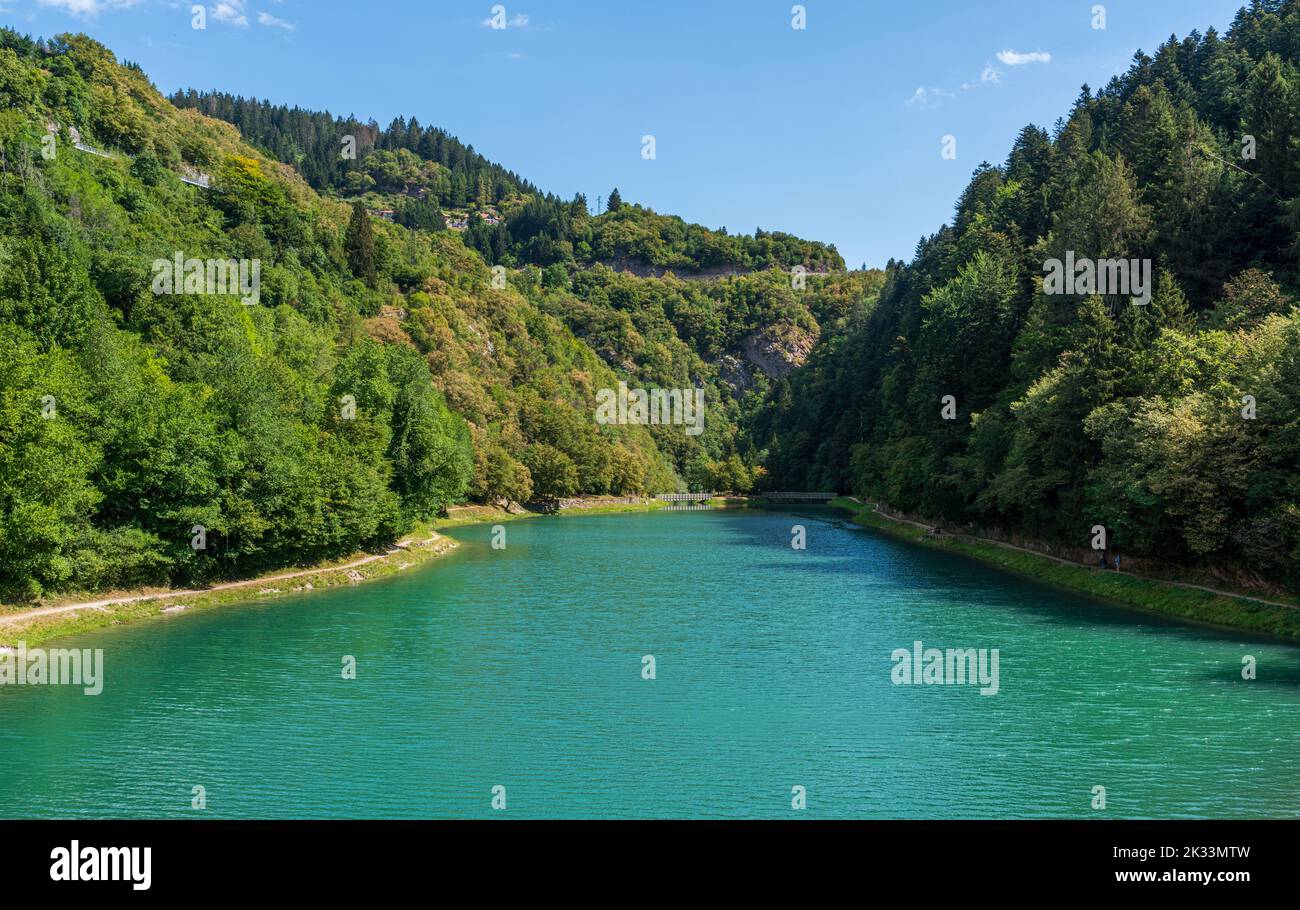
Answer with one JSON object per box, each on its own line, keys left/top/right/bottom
{"left": 169, "top": 83, "right": 881, "bottom": 491}
{"left": 753, "top": 0, "right": 1300, "bottom": 591}
{"left": 168, "top": 90, "right": 847, "bottom": 276}
{"left": 0, "top": 28, "right": 876, "bottom": 602}
{"left": 0, "top": 31, "right": 666, "bottom": 599}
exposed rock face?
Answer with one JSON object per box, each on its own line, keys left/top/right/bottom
{"left": 599, "top": 259, "right": 751, "bottom": 281}
{"left": 713, "top": 354, "right": 754, "bottom": 396}
{"left": 741, "top": 325, "right": 818, "bottom": 379}
{"left": 710, "top": 326, "right": 818, "bottom": 398}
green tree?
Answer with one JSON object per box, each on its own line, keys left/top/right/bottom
{"left": 0, "top": 329, "right": 102, "bottom": 599}
{"left": 523, "top": 443, "right": 580, "bottom": 499}
{"left": 345, "top": 200, "right": 378, "bottom": 287}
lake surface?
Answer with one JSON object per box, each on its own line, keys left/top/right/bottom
{"left": 2, "top": 508, "right": 1297, "bottom": 819}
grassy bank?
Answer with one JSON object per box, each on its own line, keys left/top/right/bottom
{"left": 0, "top": 498, "right": 675, "bottom": 648}
{"left": 831, "top": 497, "right": 1300, "bottom": 640}
{"left": 0, "top": 526, "right": 456, "bottom": 649}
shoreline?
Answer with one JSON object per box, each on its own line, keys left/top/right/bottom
{"left": 830, "top": 497, "right": 1300, "bottom": 641}
{"left": 0, "top": 532, "right": 459, "bottom": 649}
{"left": 0, "top": 497, "right": 672, "bottom": 648}
{"left": 17, "top": 492, "right": 1283, "bottom": 649}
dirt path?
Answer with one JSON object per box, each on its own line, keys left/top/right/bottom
{"left": 848, "top": 498, "right": 1299, "bottom": 612}
{"left": 0, "top": 537, "right": 439, "bottom": 628}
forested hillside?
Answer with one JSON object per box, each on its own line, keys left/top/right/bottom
{"left": 753, "top": 0, "right": 1300, "bottom": 590}
{"left": 168, "top": 89, "right": 537, "bottom": 210}
{"left": 170, "top": 89, "right": 846, "bottom": 275}
{"left": 0, "top": 28, "right": 870, "bottom": 602}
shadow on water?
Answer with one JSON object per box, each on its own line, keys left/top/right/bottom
{"left": 1191, "top": 661, "right": 1300, "bottom": 689}
{"left": 721, "top": 505, "right": 1300, "bottom": 651}
{"left": 436, "top": 508, "right": 1300, "bottom": 655}
{"left": 7, "top": 505, "right": 1300, "bottom": 820}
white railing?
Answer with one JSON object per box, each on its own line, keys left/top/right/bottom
{"left": 758, "top": 492, "right": 838, "bottom": 501}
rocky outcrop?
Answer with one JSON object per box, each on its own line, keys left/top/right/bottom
{"left": 741, "top": 325, "right": 818, "bottom": 379}
{"left": 713, "top": 354, "right": 754, "bottom": 395}
{"left": 597, "top": 259, "right": 752, "bottom": 281}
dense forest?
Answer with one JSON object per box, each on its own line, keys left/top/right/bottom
{"left": 168, "top": 89, "right": 536, "bottom": 209}
{"left": 170, "top": 89, "right": 845, "bottom": 275}
{"left": 5, "top": 0, "right": 1296, "bottom": 604}
{"left": 0, "top": 27, "right": 869, "bottom": 602}
{"left": 753, "top": 0, "right": 1300, "bottom": 589}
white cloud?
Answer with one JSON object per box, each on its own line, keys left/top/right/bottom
{"left": 996, "top": 49, "right": 1051, "bottom": 66}
{"left": 481, "top": 11, "right": 530, "bottom": 28}
{"left": 258, "top": 11, "right": 294, "bottom": 30}
{"left": 36, "top": 0, "right": 140, "bottom": 17}
{"left": 906, "top": 86, "right": 951, "bottom": 106}
{"left": 212, "top": 1, "right": 249, "bottom": 27}
{"left": 963, "top": 64, "right": 1002, "bottom": 90}
{"left": 923, "top": 49, "right": 1044, "bottom": 98}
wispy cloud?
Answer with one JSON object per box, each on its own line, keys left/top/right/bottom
{"left": 996, "top": 49, "right": 1052, "bottom": 66}
{"left": 258, "top": 11, "right": 294, "bottom": 30}
{"left": 481, "top": 11, "right": 530, "bottom": 28}
{"left": 906, "top": 86, "right": 951, "bottom": 106}
{"left": 212, "top": 1, "right": 249, "bottom": 27}
{"left": 958, "top": 51, "right": 1048, "bottom": 91}
{"left": 36, "top": 0, "right": 141, "bottom": 17}
{"left": 963, "top": 64, "right": 1002, "bottom": 90}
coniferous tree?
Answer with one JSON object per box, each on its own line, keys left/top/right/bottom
{"left": 345, "top": 201, "right": 378, "bottom": 287}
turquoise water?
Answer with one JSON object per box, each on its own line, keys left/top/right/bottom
{"left": 1, "top": 508, "right": 1298, "bottom": 819}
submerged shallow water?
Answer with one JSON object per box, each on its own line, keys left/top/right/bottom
{"left": 1, "top": 508, "right": 1297, "bottom": 819}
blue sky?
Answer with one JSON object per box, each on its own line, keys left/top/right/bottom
{"left": 2, "top": 0, "right": 1250, "bottom": 267}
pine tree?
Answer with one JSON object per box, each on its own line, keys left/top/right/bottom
{"left": 1243, "top": 53, "right": 1297, "bottom": 194}
{"left": 345, "top": 201, "right": 377, "bottom": 287}
{"left": 607, "top": 188, "right": 622, "bottom": 212}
